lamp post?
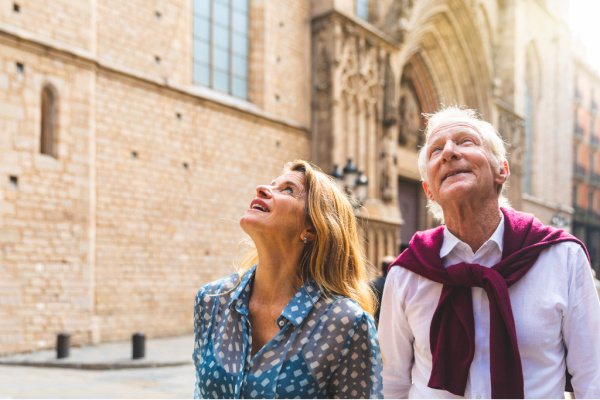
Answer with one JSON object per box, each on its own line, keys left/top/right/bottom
{"left": 331, "top": 158, "right": 369, "bottom": 207}
{"left": 550, "top": 211, "right": 569, "bottom": 230}
{"left": 342, "top": 159, "right": 359, "bottom": 193}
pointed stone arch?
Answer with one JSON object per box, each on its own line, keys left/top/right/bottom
{"left": 398, "top": 57, "right": 436, "bottom": 150}
{"left": 400, "top": 0, "right": 494, "bottom": 117}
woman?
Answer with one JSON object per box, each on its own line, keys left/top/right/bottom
{"left": 193, "top": 160, "right": 382, "bottom": 399}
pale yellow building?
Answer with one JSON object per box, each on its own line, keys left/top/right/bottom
{"left": 0, "top": 0, "right": 575, "bottom": 354}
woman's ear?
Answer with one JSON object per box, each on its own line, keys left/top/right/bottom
{"left": 300, "top": 226, "right": 316, "bottom": 243}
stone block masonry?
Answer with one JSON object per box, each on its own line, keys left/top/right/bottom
{"left": 0, "top": 0, "right": 311, "bottom": 354}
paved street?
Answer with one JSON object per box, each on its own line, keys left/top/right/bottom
{"left": 0, "top": 335, "right": 195, "bottom": 399}
{"left": 0, "top": 364, "right": 194, "bottom": 399}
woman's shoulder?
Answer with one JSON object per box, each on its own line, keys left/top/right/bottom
{"left": 195, "top": 271, "right": 243, "bottom": 304}
{"left": 323, "top": 294, "right": 374, "bottom": 325}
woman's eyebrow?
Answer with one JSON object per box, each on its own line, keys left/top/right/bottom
{"left": 270, "top": 180, "right": 300, "bottom": 189}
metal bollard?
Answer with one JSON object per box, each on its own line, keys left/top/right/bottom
{"left": 57, "top": 332, "right": 70, "bottom": 359}
{"left": 132, "top": 332, "right": 145, "bottom": 359}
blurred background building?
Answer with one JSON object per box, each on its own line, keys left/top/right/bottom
{"left": 572, "top": 49, "right": 600, "bottom": 275}
{"left": 0, "top": 0, "right": 595, "bottom": 354}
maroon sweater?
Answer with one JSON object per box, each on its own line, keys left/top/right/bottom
{"left": 390, "top": 208, "right": 588, "bottom": 398}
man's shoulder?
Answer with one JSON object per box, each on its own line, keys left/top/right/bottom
{"left": 387, "top": 263, "right": 430, "bottom": 285}
{"left": 537, "top": 239, "right": 587, "bottom": 258}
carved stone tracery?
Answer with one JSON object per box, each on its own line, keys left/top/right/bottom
{"left": 398, "top": 80, "right": 424, "bottom": 150}
{"left": 377, "top": 0, "right": 416, "bottom": 44}
{"left": 311, "top": 12, "right": 403, "bottom": 266}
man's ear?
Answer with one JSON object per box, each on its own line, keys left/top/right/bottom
{"left": 495, "top": 160, "right": 510, "bottom": 185}
{"left": 423, "top": 181, "right": 435, "bottom": 201}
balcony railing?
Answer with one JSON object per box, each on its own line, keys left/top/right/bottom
{"left": 573, "top": 207, "right": 600, "bottom": 226}
{"left": 574, "top": 165, "right": 587, "bottom": 178}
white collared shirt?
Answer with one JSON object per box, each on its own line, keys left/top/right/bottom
{"left": 380, "top": 214, "right": 600, "bottom": 399}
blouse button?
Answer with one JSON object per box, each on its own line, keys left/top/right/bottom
{"left": 278, "top": 320, "right": 285, "bottom": 327}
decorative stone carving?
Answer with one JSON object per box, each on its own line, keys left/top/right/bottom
{"left": 381, "top": 55, "right": 397, "bottom": 202}
{"left": 496, "top": 104, "right": 525, "bottom": 209}
{"left": 383, "top": 56, "right": 397, "bottom": 127}
{"left": 497, "top": 108, "right": 525, "bottom": 175}
{"left": 314, "top": 46, "right": 331, "bottom": 92}
{"left": 398, "top": 81, "right": 423, "bottom": 150}
{"left": 378, "top": 0, "right": 415, "bottom": 43}
{"left": 311, "top": 11, "right": 401, "bottom": 263}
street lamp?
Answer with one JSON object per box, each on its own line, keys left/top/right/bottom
{"left": 331, "top": 164, "right": 344, "bottom": 181}
{"left": 550, "top": 211, "right": 569, "bottom": 230}
{"left": 355, "top": 171, "right": 368, "bottom": 204}
{"left": 342, "top": 158, "right": 359, "bottom": 192}
{"left": 331, "top": 158, "right": 369, "bottom": 206}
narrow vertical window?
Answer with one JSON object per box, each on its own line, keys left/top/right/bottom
{"left": 523, "top": 86, "right": 533, "bottom": 195}
{"left": 40, "top": 85, "right": 57, "bottom": 157}
{"left": 193, "top": 0, "right": 249, "bottom": 100}
{"left": 356, "top": 0, "right": 369, "bottom": 20}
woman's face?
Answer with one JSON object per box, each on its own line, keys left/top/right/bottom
{"left": 240, "top": 171, "right": 311, "bottom": 242}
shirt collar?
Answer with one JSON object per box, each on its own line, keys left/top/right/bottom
{"left": 278, "top": 277, "right": 322, "bottom": 328}
{"left": 440, "top": 212, "right": 505, "bottom": 258}
{"left": 228, "top": 265, "right": 257, "bottom": 315}
{"left": 228, "top": 265, "right": 323, "bottom": 328}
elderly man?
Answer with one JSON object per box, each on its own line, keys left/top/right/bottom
{"left": 379, "top": 106, "right": 600, "bottom": 399}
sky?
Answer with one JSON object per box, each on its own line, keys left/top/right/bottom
{"left": 570, "top": 0, "right": 600, "bottom": 72}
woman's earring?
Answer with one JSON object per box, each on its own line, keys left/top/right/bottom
{"left": 303, "top": 237, "right": 307, "bottom": 245}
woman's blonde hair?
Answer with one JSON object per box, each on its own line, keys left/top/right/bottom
{"left": 236, "top": 160, "right": 376, "bottom": 316}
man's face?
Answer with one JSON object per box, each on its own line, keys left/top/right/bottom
{"left": 422, "top": 119, "right": 508, "bottom": 207}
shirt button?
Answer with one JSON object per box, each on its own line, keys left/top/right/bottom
{"left": 278, "top": 320, "right": 284, "bottom": 327}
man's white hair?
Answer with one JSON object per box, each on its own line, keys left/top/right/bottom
{"left": 417, "top": 106, "right": 511, "bottom": 223}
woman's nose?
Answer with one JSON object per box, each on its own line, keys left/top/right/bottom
{"left": 256, "top": 184, "right": 272, "bottom": 198}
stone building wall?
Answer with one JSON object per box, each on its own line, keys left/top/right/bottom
{"left": 516, "top": 0, "right": 573, "bottom": 226}
{"left": 0, "top": 0, "right": 94, "bottom": 51}
{"left": 0, "top": 0, "right": 310, "bottom": 354}
{"left": 96, "top": 0, "right": 191, "bottom": 86}
{"left": 93, "top": 72, "right": 309, "bottom": 343}
{"left": 0, "top": 40, "right": 94, "bottom": 353}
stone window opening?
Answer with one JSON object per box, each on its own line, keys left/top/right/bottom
{"left": 193, "top": 0, "right": 249, "bottom": 99}
{"left": 356, "top": 0, "right": 369, "bottom": 20}
{"left": 40, "top": 84, "right": 58, "bottom": 158}
{"left": 9, "top": 176, "right": 18, "bottom": 190}
{"left": 13, "top": 3, "right": 20, "bottom": 12}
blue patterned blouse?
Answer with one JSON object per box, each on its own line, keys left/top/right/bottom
{"left": 193, "top": 266, "right": 383, "bottom": 399}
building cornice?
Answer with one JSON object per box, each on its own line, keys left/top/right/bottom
{"left": 0, "top": 24, "right": 309, "bottom": 134}
{"left": 522, "top": 193, "right": 574, "bottom": 214}
{"left": 311, "top": 8, "right": 399, "bottom": 50}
